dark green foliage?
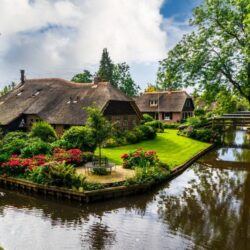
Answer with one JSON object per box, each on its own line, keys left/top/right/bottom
{"left": 92, "top": 167, "right": 109, "bottom": 176}
{"left": 50, "top": 139, "right": 73, "bottom": 150}
{"left": 28, "top": 166, "right": 48, "bottom": 184}
{"left": 179, "top": 127, "right": 221, "bottom": 143}
{"left": 142, "top": 114, "right": 154, "bottom": 123}
{"left": 164, "top": 123, "right": 180, "bottom": 129}
{"left": 137, "top": 125, "right": 156, "bottom": 140}
{"left": 30, "top": 121, "right": 57, "bottom": 142}
{"left": 0, "top": 138, "right": 26, "bottom": 155}
{"left": 97, "top": 48, "right": 114, "bottom": 85}
{"left": 145, "top": 121, "right": 164, "bottom": 132}
{"left": 29, "top": 162, "right": 85, "bottom": 188}
{"left": 20, "top": 138, "right": 51, "bottom": 158}
{"left": 194, "top": 109, "right": 206, "bottom": 117}
{"left": 71, "top": 70, "right": 93, "bottom": 83}
{"left": 2, "top": 132, "right": 29, "bottom": 144}
{"left": 62, "top": 126, "right": 97, "bottom": 152}
{"left": 157, "top": 0, "right": 250, "bottom": 103}
{"left": 112, "top": 62, "right": 140, "bottom": 96}
{"left": 186, "top": 116, "right": 207, "bottom": 128}
{"left": 125, "top": 131, "right": 140, "bottom": 144}
{"left": 124, "top": 166, "right": 169, "bottom": 186}
{"left": 0, "top": 153, "right": 10, "bottom": 164}
{"left": 85, "top": 107, "right": 111, "bottom": 163}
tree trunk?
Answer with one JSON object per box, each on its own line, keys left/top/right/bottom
{"left": 98, "top": 144, "right": 101, "bottom": 167}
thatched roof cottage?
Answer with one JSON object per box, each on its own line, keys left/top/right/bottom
{"left": 135, "top": 91, "right": 194, "bottom": 123}
{"left": 0, "top": 72, "right": 142, "bottom": 135}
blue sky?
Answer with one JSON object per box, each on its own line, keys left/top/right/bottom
{"left": 0, "top": 0, "right": 203, "bottom": 90}
{"left": 161, "top": 0, "right": 202, "bottom": 21}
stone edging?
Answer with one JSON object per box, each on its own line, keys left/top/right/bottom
{"left": 0, "top": 144, "right": 215, "bottom": 203}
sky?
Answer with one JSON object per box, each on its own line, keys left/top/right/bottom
{"left": 0, "top": 0, "right": 202, "bottom": 90}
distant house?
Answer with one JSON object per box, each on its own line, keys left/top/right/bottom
{"left": 0, "top": 73, "right": 142, "bottom": 135}
{"left": 135, "top": 91, "right": 194, "bottom": 123}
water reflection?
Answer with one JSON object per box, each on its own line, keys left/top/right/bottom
{"left": 157, "top": 164, "right": 250, "bottom": 250}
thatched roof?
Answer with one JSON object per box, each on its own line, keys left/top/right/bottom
{"left": 0, "top": 78, "right": 138, "bottom": 125}
{"left": 135, "top": 91, "right": 192, "bottom": 112}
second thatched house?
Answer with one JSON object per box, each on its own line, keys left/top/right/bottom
{"left": 135, "top": 91, "right": 194, "bottom": 123}
{"left": 0, "top": 72, "right": 142, "bottom": 135}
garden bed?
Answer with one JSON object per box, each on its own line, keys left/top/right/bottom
{"left": 0, "top": 144, "right": 215, "bottom": 203}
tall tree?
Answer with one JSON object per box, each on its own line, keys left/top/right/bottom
{"left": 112, "top": 62, "right": 140, "bottom": 96}
{"left": 97, "top": 48, "right": 114, "bottom": 85}
{"left": 157, "top": 0, "right": 250, "bottom": 103}
{"left": 71, "top": 70, "right": 93, "bottom": 83}
{"left": 85, "top": 107, "right": 111, "bottom": 166}
{"left": 0, "top": 82, "right": 16, "bottom": 96}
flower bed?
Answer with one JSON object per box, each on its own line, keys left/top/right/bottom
{"left": 0, "top": 149, "right": 94, "bottom": 178}
{"left": 121, "top": 149, "right": 159, "bottom": 169}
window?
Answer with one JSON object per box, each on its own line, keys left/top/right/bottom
{"left": 149, "top": 99, "right": 158, "bottom": 107}
{"left": 16, "top": 91, "right": 23, "bottom": 96}
{"left": 163, "top": 112, "right": 172, "bottom": 121}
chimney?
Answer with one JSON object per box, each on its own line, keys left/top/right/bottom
{"left": 20, "top": 69, "right": 25, "bottom": 84}
{"left": 93, "top": 76, "right": 100, "bottom": 84}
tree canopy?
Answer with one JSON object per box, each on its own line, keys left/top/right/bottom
{"left": 72, "top": 49, "right": 140, "bottom": 97}
{"left": 113, "top": 62, "right": 140, "bottom": 96}
{"left": 0, "top": 82, "right": 16, "bottom": 97}
{"left": 157, "top": 0, "right": 250, "bottom": 103}
{"left": 71, "top": 70, "right": 93, "bottom": 83}
{"left": 97, "top": 48, "right": 114, "bottom": 85}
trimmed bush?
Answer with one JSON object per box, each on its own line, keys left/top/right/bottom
{"left": 2, "top": 131, "right": 29, "bottom": 144}
{"left": 30, "top": 121, "right": 57, "bottom": 142}
{"left": 145, "top": 120, "right": 164, "bottom": 132}
{"left": 20, "top": 138, "right": 51, "bottom": 158}
{"left": 138, "top": 125, "right": 156, "bottom": 140}
{"left": 0, "top": 138, "right": 26, "bottom": 155}
{"left": 164, "top": 123, "right": 180, "bottom": 129}
{"left": 50, "top": 139, "right": 73, "bottom": 150}
{"left": 62, "top": 126, "right": 97, "bottom": 152}
{"left": 29, "top": 162, "right": 85, "bottom": 188}
{"left": 142, "top": 114, "right": 154, "bottom": 123}
{"left": 125, "top": 131, "right": 139, "bottom": 144}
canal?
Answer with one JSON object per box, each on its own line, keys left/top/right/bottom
{"left": 0, "top": 129, "right": 249, "bottom": 250}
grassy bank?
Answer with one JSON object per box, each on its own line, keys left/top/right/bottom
{"left": 102, "top": 130, "right": 210, "bottom": 169}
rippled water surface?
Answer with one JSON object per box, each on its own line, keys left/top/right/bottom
{"left": 0, "top": 129, "right": 250, "bottom": 250}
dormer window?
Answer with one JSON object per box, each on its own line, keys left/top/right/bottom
{"left": 32, "top": 89, "right": 42, "bottom": 97}
{"left": 150, "top": 99, "right": 158, "bottom": 107}
{"left": 67, "top": 96, "right": 79, "bottom": 104}
{"left": 16, "top": 91, "right": 23, "bottom": 96}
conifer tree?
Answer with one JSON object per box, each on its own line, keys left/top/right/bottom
{"left": 97, "top": 48, "right": 115, "bottom": 86}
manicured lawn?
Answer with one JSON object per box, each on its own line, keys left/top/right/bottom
{"left": 102, "top": 130, "right": 210, "bottom": 169}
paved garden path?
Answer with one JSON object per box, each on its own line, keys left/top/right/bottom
{"left": 76, "top": 166, "right": 135, "bottom": 184}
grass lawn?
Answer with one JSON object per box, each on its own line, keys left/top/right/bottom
{"left": 101, "top": 130, "right": 211, "bottom": 169}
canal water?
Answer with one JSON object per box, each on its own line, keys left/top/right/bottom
{"left": 0, "top": 129, "right": 249, "bottom": 250}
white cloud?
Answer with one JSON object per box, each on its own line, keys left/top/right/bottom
{"left": 0, "top": 0, "right": 192, "bottom": 89}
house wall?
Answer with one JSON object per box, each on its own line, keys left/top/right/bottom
{"left": 104, "top": 101, "right": 141, "bottom": 129}
{"left": 53, "top": 125, "right": 65, "bottom": 137}
{"left": 25, "top": 115, "right": 42, "bottom": 130}
{"left": 106, "top": 115, "right": 139, "bottom": 130}
{"left": 143, "top": 112, "right": 181, "bottom": 123}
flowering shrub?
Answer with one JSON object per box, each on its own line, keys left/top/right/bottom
{"left": 121, "top": 149, "right": 159, "bottom": 169}
{"left": 52, "top": 148, "right": 93, "bottom": 166}
{"left": 0, "top": 154, "right": 49, "bottom": 176}
{"left": 0, "top": 148, "right": 93, "bottom": 177}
